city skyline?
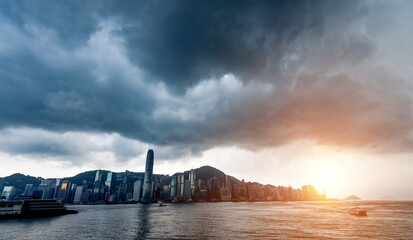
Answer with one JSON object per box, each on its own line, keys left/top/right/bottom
{"left": 0, "top": 1, "right": 413, "bottom": 201}
{"left": 0, "top": 149, "right": 328, "bottom": 204}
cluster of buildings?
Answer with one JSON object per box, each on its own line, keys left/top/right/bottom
{"left": 1, "top": 149, "right": 326, "bottom": 203}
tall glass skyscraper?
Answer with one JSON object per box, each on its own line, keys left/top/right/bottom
{"left": 142, "top": 149, "right": 154, "bottom": 202}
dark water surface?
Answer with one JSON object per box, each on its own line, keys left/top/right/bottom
{"left": 1, "top": 201, "right": 412, "bottom": 239}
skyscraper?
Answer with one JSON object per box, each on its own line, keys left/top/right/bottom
{"left": 95, "top": 169, "right": 102, "bottom": 182}
{"left": 189, "top": 169, "right": 196, "bottom": 196}
{"left": 133, "top": 179, "right": 142, "bottom": 201}
{"left": 142, "top": 149, "right": 154, "bottom": 202}
{"left": 105, "top": 172, "right": 113, "bottom": 190}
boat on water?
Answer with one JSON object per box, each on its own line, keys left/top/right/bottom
{"left": 0, "top": 199, "right": 78, "bottom": 219}
{"left": 348, "top": 208, "right": 367, "bottom": 216}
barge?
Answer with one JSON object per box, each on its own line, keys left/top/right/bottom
{"left": 0, "top": 199, "right": 77, "bottom": 219}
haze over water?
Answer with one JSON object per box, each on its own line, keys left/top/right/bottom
{"left": 2, "top": 201, "right": 412, "bottom": 239}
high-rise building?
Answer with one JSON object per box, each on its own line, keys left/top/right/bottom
{"left": 142, "top": 149, "right": 154, "bottom": 202}
{"left": 105, "top": 172, "right": 113, "bottom": 190}
{"left": 53, "top": 178, "right": 61, "bottom": 199}
{"left": 57, "top": 180, "right": 70, "bottom": 202}
{"left": 189, "top": 170, "right": 196, "bottom": 196}
{"left": 133, "top": 180, "right": 142, "bottom": 201}
{"left": 95, "top": 169, "right": 102, "bottom": 182}
{"left": 184, "top": 180, "right": 192, "bottom": 200}
{"left": 1, "top": 186, "right": 17, "bottom": 200}
{"left": 170, "top": 177, "right": 176, "bottom": 198}
{"left": 176, "top": 175, "right": 182, "bottom": 197}
{"left": 73, "top": 186, "right": 84, "bottom": 203}
{"left": 180, "top": 174, "right": 185, "bottom": 197}
{"left": 23, "top": 184, "right": 34, "bottom": 196}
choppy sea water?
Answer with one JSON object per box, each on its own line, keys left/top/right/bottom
{"left": 1, "top": 201, "right": 412, "bottom": 239}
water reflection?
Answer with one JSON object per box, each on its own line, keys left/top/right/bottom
{"left": 1, "top": 201, "right": 412, "bottom": 239}
{"left": 136, "top": 204, "right": 151, "bottom": 239}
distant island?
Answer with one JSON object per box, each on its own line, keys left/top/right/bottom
{"left": 379, "top": 195, "right": 397, "bottom": 200}
{"left": 344, "top": 195, "right": 361, "bottom": 201}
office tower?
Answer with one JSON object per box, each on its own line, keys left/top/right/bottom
{"left": 176, "top": 175, "right": 181, "bottom": 197}
{"left": 23, "top": 184, "right": 34, "bottom": 196}
{"left": 170, "top": 177, "right": 176, "bottom": 198}
{"left": 92, "top": 180, "right": 102, "bottom": 201}
{"left": 38, "top": 180, "right": 52, "bottom": 199}
{"left": 54, "top": 178, "right": 61, "bottom": 199}
{"left": 133, "top": 180, "right": 142, "bottom": 201}
{"left": 150, "top": 180, "right": 155, "bottom": 199}
{"left": 73, "top": 186, "right": 84, "bottom": 203}
{"left": 142, "top": 149, "right": 154, "bottom": 202}
{"left": 2, "top": 186, "right": 17, "bottom": 200}
{"left": 180, "top": 174, "right": 185, "bottom": 197}
{"left": 68, "top": 183, "right": 77, "bottom": 203}
{"left": 105, "top": 172, "right": 113, "bottom": 190}
{"left": 184, "top": 180, "right": 191, "bottom": 200}
{"left": 57, "top": 180, "right": 70, "bottom": 202}
{"left": 95, "top": 169, "right": 102, "bottom": 182}
{"left": 189, "top": 169, "right": 196, "bottom": 196}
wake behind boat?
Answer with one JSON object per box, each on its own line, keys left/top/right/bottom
{"left": 348, "top": 208, "right": 367, "bottom": 216}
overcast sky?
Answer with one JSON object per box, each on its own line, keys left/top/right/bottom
{"left": 1, "top": 0, "right": 412, "bottom": 199}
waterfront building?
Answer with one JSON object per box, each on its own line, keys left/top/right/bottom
{"left": 105, "top": 172, "right": 113, "bottom": 191}
{"left": 1, "top": 186, "right": 17, "bottom": 200}
{"left": 220, "top": 182, "right": 232, "bottom": 201}
{"left": 37, "top": 180, "right": 53, "bottom": 199}
{"left": 142, "top": 149, "right": 154, "bottom": 202}
{"left": 180, "top": 174, "right": 185, "bottom": 197}
{"left": 23, "top": 184, "right": 33, "bottom": 197}
{"left": 53, "top": 178, "right": 61, "bottom": 199}
{"left": 184, "top": 180, "right": 191, "bottom": 201}
{"left": 73, "top": 186, "right": 83, "bottom": 203}
{"left": 170, "top": 177, "right": 176, "bottom": 198}
{"left": 80, "top": 191, "right": 90, "bottom": 202}
{"left": 32, "top": 190, "right": 44, "bottom": 199}
{"left": 189, "top": 169, "right": 196, "bottom": 196}
{"left": 92, "top": 180, "right": 102, "bottom": 202}
{"left": 67, "top": 183, "right": 77, "bottom": 203}
{"left": 176, "top": 175, "right": 182, "bottom": 198}
{"left": 132, "top": 180, "right": 142, "bottom": 201}
{"left": 95, "top": 169, "right": 102, "bottom": 182}
{"left": 57, "top": 180, "right": 70, "bottom": 202}
{"left": 150, "top": 180, "right": 155, "bottom": 199}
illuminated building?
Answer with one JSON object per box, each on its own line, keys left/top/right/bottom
{"left": 57, "top": 180, "right": 70, "bottom": 202}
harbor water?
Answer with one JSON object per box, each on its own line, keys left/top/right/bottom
{"left": 1, "top": 201, "right": 412, "bottom": 239}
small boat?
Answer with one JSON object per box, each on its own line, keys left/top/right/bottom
{"left": 348, "top": 208, "right": 367, "bottom": 216}
{"left": 159, "top": 203, "right": 167, "bottom": 207}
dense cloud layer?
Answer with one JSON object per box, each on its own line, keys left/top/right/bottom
{"left": 0, "top": 0, "right": 413, "bottom": 162}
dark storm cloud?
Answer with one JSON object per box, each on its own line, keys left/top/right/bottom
{"left": 0, "top": 0, "right": 413, "bottom": 162}
{"left": 110, "top": 0, "right": 367, "bottom": 90}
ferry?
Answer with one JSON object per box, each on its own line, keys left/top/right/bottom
{"left": 0, "top": 199, "right": 77, "bottom": 219}
{"left": 348, "top": 208, "right": 367, "bottom": 216}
